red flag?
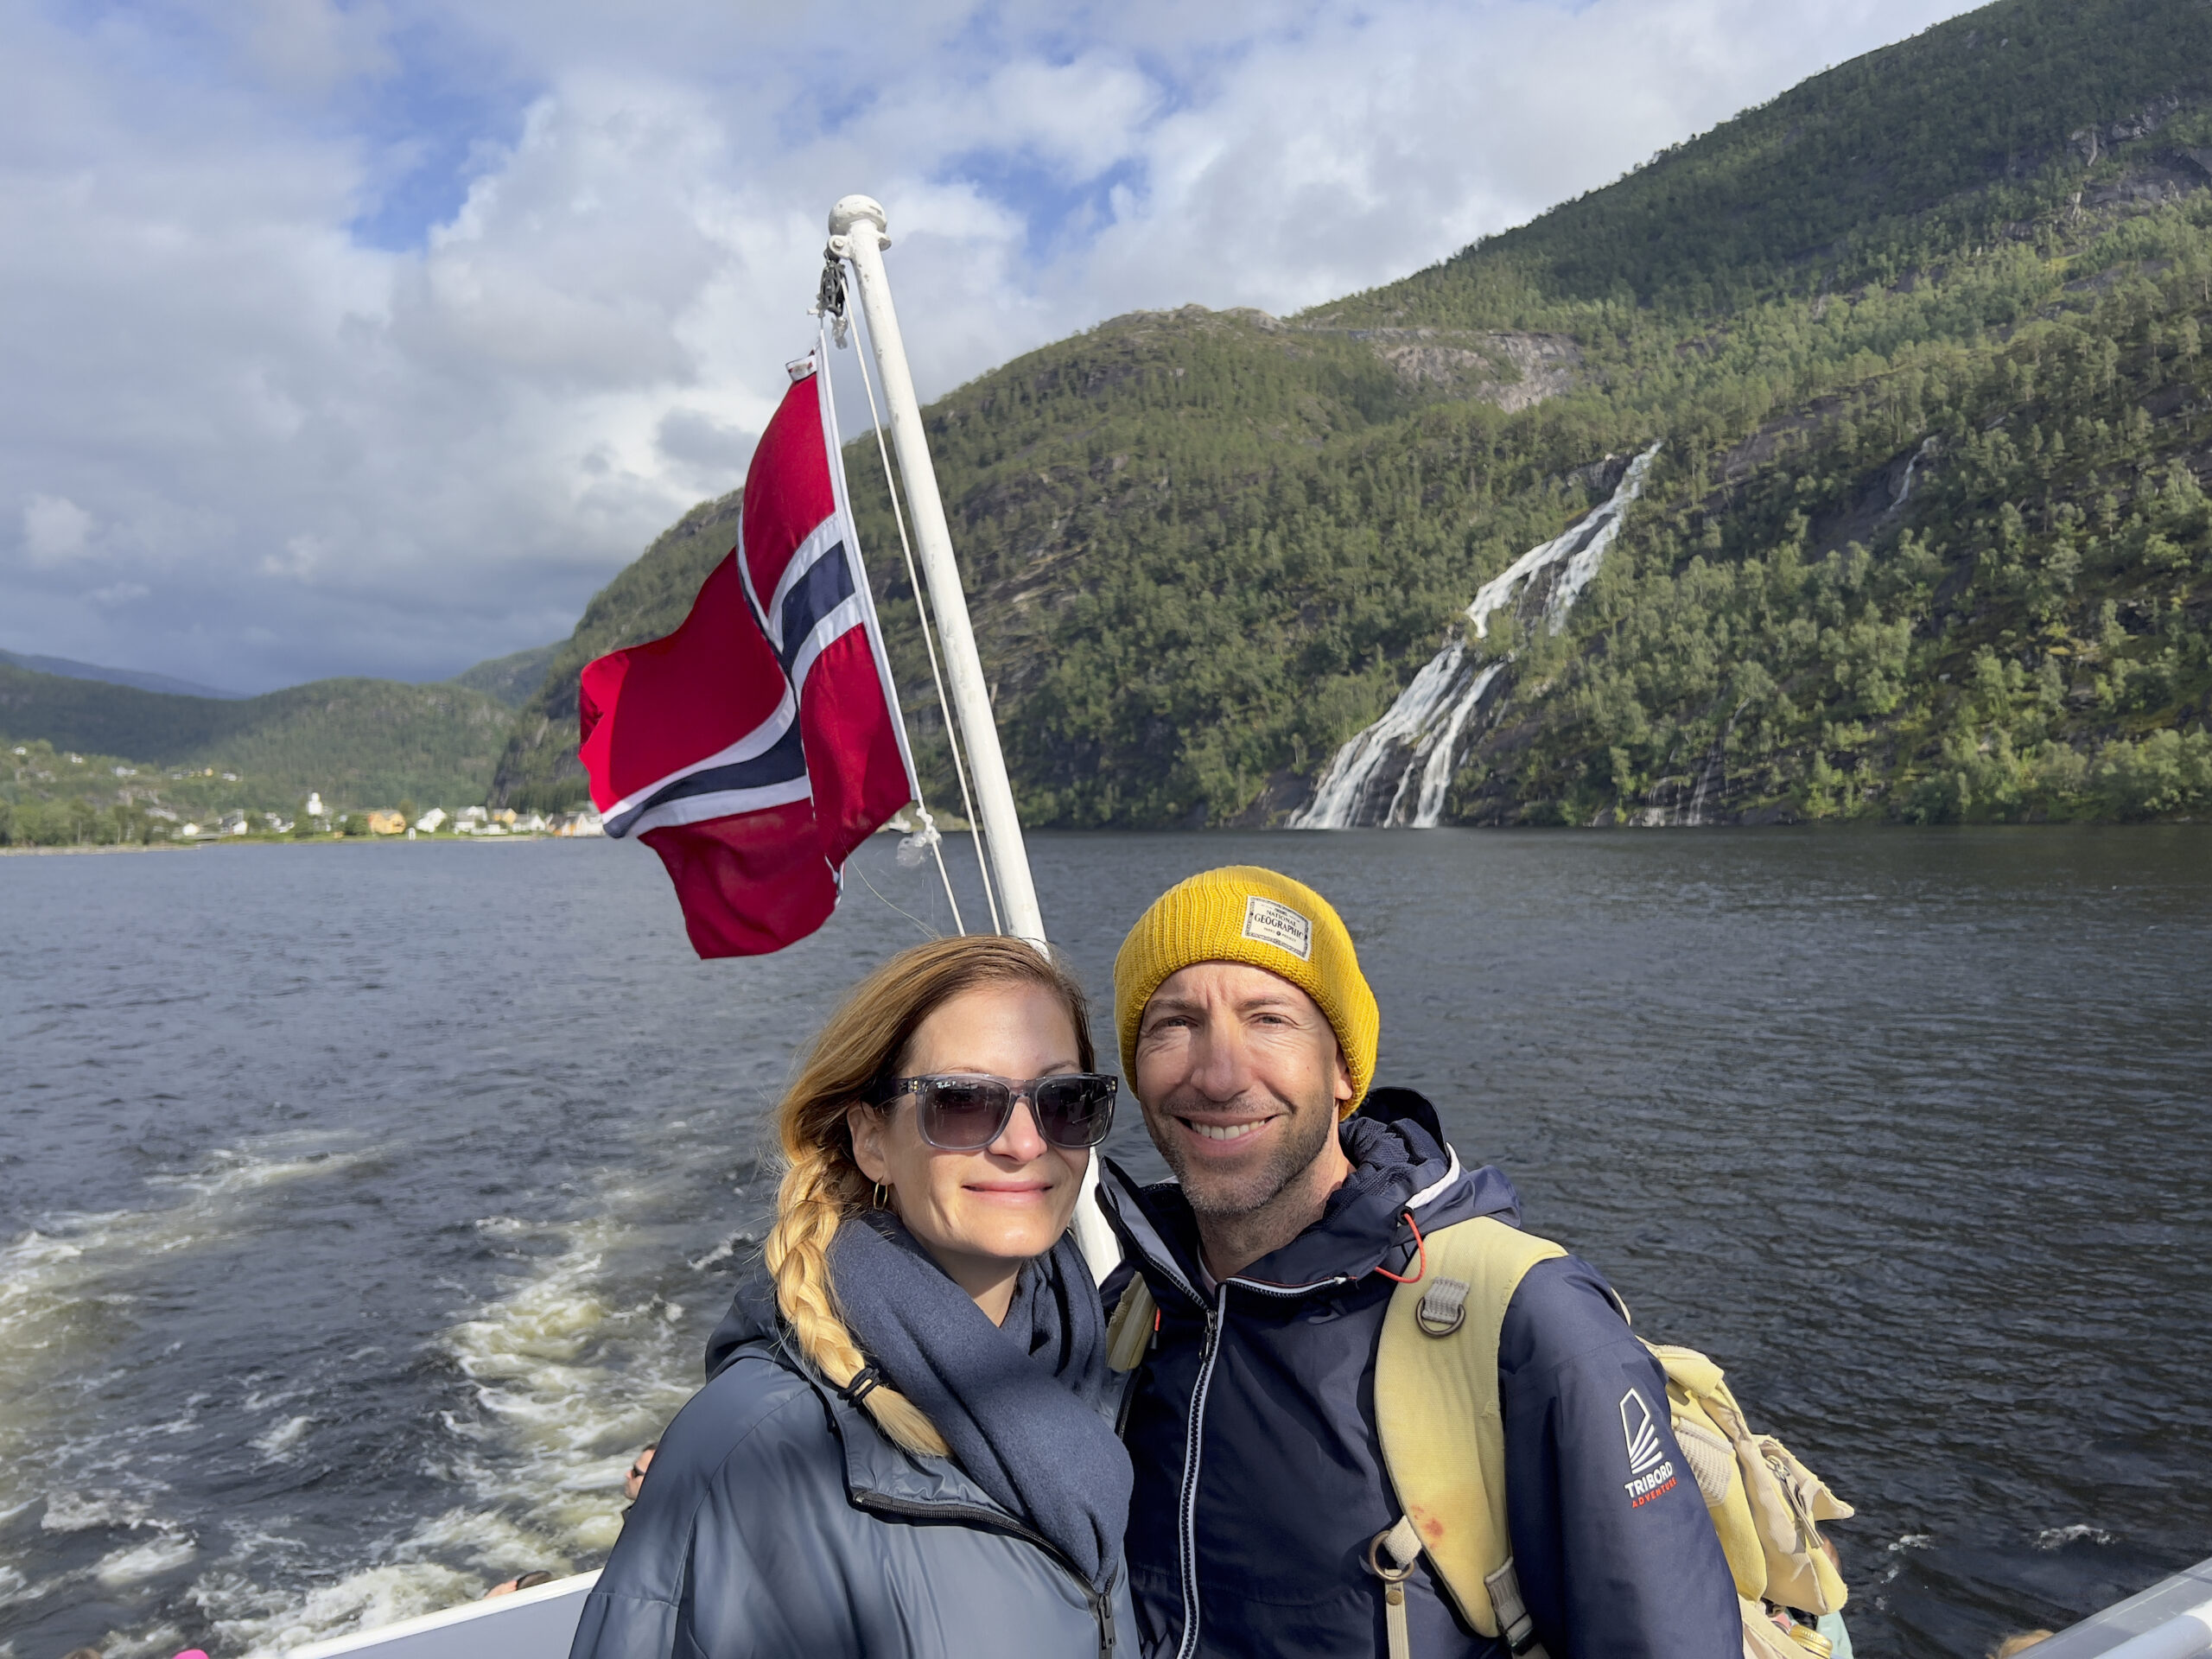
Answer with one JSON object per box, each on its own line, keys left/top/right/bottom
{"left": 577, "top": 360, "right": 917, "bottom": 957}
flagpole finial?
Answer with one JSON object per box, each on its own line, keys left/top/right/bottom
{"left": 830, "top": 194, "right": 888, "bottom": 245}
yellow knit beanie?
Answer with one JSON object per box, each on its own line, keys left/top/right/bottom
{"left": 1114, "top": 866, "right": 1379, "bottom": 1116}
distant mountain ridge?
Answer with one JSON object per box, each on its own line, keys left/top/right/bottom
{"left": 0, "top": 664, "right": 511, "bottom": 807}
{"left": 0, "top": 639, "right": 563, "bottom": 813}
{"left": 449, "top": 641, "right": 562, "bottom": 709}
{"left": 491, "top": 490, "right": 743, "bottom": 812}
{"left": 0, "top": 649, "right": 243, "bottom": 701}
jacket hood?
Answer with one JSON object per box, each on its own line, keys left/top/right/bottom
{"left": 703, "top": 1262, "right": 782, "bottom": 1379}
{"left": 1101, "top": 1087, "right": 1522, "bottom": 1300}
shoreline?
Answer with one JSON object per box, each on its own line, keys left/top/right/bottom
{"left": 6, "top": 821, "right": 2205, "bottom": 858}
{"left": 0, "top": 834, "right": 581, "bottom": 856}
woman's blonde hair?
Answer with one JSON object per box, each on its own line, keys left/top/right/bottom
{"left": 763, "top": 935, "right": 1096, "bottom": 1455}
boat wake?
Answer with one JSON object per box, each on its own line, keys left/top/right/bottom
{"left": 0, "top": 1139, "right": 378, "bottom": 1657}
{"left": 197, "top": 1200, "right": 715, "bottom": 1659}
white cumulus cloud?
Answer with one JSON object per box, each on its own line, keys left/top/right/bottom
{"left": 0, "top": 0, "right": 1980, "bottom": 692}
{"left": 22, "top": 495, "right": 94, "bottom": 566}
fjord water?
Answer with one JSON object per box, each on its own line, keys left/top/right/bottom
{"left": 3, "top": 830, "right": 2207, "bottom": 1659}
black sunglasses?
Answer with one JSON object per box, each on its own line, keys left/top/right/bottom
{"left": 878, "top": 1073, "right": 1118, "bottom": 1151}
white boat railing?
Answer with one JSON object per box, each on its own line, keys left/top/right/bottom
{"left": 286, "top": 1571, "right": 598, "bottom": 1659}
{"left": 2100, "top": 1604, "right": 2212, "bottom": 1659}
{"left": 2033, "top": 1560, "right": 2212, "bottom": 1659}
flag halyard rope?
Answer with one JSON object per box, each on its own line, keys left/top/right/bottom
{"left": 814, "top": 315, "right": 970, "bottom": 937}
{"left": 829, "top": 288, "right": 1005, "bottom": 937}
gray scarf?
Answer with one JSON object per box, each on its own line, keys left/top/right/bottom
{"left": 827, "top": 1211, "right": 1130, "bottom": 1588}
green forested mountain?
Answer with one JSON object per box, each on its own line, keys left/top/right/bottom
{"left": 449, "top": 642, "right": 563, "bottom": 709}
{"left": 494, "top": 0, "right": 2212, "bottom": 826}
{"left": 0, "top": 648, "right": 239, "bottom": 700}
{"left": 0, "top": 664, "right": 511, "bottom": 810}
{"left": 492, "top": 490, "right": 742, "bottom": 812}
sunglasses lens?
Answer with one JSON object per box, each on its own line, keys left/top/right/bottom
{"left": 1034, "top": 1076, "right": 1116, "bottom": 1147}
{"left": 918, "top": 1078, "right": 1011, "bottom": 1149}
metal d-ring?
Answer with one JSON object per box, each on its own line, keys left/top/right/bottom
{"left": 1366, "top": 1528, "right": 1417, "bottom": 1583}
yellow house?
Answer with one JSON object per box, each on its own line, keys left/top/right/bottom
{"left": 365, "top": 809, "right": 407, "bottom": 836}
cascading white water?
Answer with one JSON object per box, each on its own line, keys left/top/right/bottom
{"left": 1887, "top": 435, "right": 1936, "bottom": 515}
{"left": 1292, "top": 641, "right": 1471, "bottom": 831}
{"left": 1288, "top": 443, "right": 1661, "bottom": 830}
{"left": 1411, "top": 662, "right": 1500, "bottom": 824}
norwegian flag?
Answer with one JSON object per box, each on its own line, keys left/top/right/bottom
{"left": 577, "top": 359, "right": 918, "bottom": 957}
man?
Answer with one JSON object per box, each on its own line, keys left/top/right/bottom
{"left": 1096, "top": 866, "right": 1738, "bottom": 1659}
{"left": 483, "top": 1571, "right": 556, "bottom": 1599}
{"left": 623, "top": 1442, "right": 657, "bottom": 1506}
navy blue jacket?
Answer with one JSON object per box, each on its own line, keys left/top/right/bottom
{"left": 568, "top": 1274, "right": 1135, "bottom": 1659}
{"left": 1097, "top": 1090, "right": 1738, "bottom": 1659}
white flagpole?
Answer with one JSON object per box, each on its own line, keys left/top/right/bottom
{"left": 830, "top": 195, "right": 1044, "bottom": 945}
{"left": 828, "top": 194, "right": 1120, "bottom": 1281}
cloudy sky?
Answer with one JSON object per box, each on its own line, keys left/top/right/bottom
{"left": 2, "top": 0, "right": 1981, "bottom": 694}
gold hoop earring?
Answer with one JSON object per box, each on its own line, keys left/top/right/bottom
{"left": 873, "top": 1182, "right": 889, "bottom": 1210}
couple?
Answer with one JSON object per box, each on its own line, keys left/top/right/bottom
{"left": 570, "top": 868, "right": 1740, "bottom": 1658}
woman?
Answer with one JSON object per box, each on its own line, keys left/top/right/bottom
{"left": 569, "top": 937, "right": 1135, "bottom": 1659}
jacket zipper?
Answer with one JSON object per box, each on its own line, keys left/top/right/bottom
{"left": 1168, "top": 1270, "right": 1357, "bottom": 1659}
{"left": 1107, "top": 1171, "right": 1382, "bottom": 1659}
{"left": 1172, "top": 1289, "right": 1226, "bottom": 1659}
{"left": 853, "top": 1491, "right": 1117, "bottom": 1656}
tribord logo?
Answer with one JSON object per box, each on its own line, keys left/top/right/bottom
{"left": 1619, "top": 1389, "right": 1678, "bottom": 1509}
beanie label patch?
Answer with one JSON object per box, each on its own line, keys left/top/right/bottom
{"left": 1241, "top": 894, "right": 1313, "bottom": 962}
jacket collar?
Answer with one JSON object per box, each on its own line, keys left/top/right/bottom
{"left": 819, "top": 1371, "right": 1029, "bottom": 1528}
{"left": 706, "top": 1278, "right": 1029, "bottom": 1533}
{"left": 1099, "top": 1088, "right": 1522, "bottom": 1303}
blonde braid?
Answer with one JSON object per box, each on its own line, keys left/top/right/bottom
{"left": 761, "top": 935, "right": 1096, "bottom": 1463}
{"left": 765, "top": 1140, "right": 949, "bottom": 1457}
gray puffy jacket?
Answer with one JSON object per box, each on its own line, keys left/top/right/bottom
{"left": 567, "top": 1327, "right": 1135, "bottom": 1659}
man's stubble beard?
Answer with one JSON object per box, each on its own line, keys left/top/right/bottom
{"left": 1154, "top": 1088, "right": 1340, "bottom": 1218}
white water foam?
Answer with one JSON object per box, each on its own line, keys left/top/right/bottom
{"left": 41, "top": 1489, "right": 160, "bottom": 1532}
{"left": 1, "top": 1143, "right": 372, "bottom": 1413}
{"left": 196, "top": 1202, "right": 709, "bottom": 1659}
{"left": 686, "top": 1229, "right": 757, "bottom": 1273}
{"left": 97, "top": 1532, "right": 200, "bottom": 1586}
{"left": 0, "top": 1141, "right": 374, "bottom": 1654}
{"left": 1293, "top": 443, "right": 1661, "bottom": 830}
{"left": 1877, "top": 1530, "right": 1935, "bottom": 1584}
{"left": 250, "top": 1415, "right": 315, "bottom": 1460}
{"left": 2034, "top": 1523, "right": 2114, "bottom": 1549}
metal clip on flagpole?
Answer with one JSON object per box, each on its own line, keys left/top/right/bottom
{"left": 828, "top": 194, "right": 1120, "bottom": 1281}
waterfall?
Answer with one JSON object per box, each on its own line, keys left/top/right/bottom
{"left": 1886, "top": 435, "right": 1937, "bottom": 516}
{"left": 1292, "top": 641, "right": 1476, "bottom": 831}
{"left": 1288, "top": 442, "right": 1661, "bottom": 830}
